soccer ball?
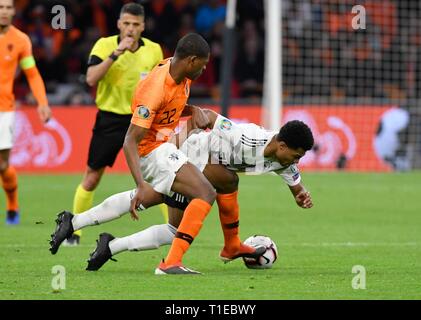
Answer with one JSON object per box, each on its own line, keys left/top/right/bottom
{"left": 243, "top": 235, "right": 278, "bottom": 269}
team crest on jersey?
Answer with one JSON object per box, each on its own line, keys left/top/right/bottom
{"left": 169, "top": 153, "right": 179, "bottom": 161}
{"left": 292, "top": 173, "right": 300, "bottom": 181}
{"left": 7, "top": 44, "right": 13, "bottom": 52}
{"left": 137, "top": 106, "right": 150, "bottom": 119}
{"left": 219, "top": 119, "right": 232, "bottom": 131}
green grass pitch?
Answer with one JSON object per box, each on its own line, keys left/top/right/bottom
{"left": 0, "top": 172, "right": 420, "bottom": 300}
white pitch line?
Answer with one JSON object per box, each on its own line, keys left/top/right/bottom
{"left": 0, "top": 244, "right": 95, "bottom": 248}
{"left": 0, "top": 242, "right": 418, "bottom": 248}
{"left": 281, "top": 242, "right": 418, "bottom": 247}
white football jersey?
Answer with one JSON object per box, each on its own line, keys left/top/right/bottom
{"left": 181, "top": 115, "right": 301, "bottom": 186}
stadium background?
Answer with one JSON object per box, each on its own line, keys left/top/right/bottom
{"left": 9, "top": 0, "right": 421, "bottom": 173}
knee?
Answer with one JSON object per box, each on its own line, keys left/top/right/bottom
{"left": 198, "top": 182, "right": 217, "bottom": 205}
{"left": 82, "top": 172, "right": 101, "bottom": 191}
{"left": 226, "top": 173, "right": 239, "bottom": 193}
{"left": 216, "top": 172, "right": 239, "bottom": 194}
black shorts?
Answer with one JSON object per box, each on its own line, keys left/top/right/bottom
{"left": 87, "top": 110, "right": 132, "bottom": 169}
{"left": 163, "top": 193, "right": 190, "bottom": 210}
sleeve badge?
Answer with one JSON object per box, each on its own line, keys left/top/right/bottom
{"left": 137, "top": 106, "right": 150, "bottom": 119}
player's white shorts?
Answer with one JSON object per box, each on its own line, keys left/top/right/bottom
{"left": 139, "top": 142, "right": 188, "bottom": 196}
{"left": 0, "top": 111, "right": 15, "bottom": 151}
{"left": 180, "top": 130, "right": 215, "bottom": 172}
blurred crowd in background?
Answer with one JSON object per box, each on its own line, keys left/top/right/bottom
{"left": 283, "top": 0, "right": 421, "bottom": 104}
{"left": 10, "top": 0, "right": 421, "bottom": 106}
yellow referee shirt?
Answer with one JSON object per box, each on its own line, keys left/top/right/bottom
{"left": 88, "top": 36, "right": 163, "bottom": 115}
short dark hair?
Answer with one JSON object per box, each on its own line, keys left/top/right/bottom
{"left": 120, "top": 2, "right": 144, "bottom": 17}
{"left": 174, "top": 33, "right": 210, "bottom": 59}
{"left": 277, "top": 120, "right": 314, "bottom": 151}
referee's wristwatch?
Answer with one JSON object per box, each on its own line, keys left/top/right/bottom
{"left": 109, "top": 52, "right": 119, "bottom": 61}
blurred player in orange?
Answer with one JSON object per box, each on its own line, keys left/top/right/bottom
{"left": 0, "top": 0, "right": 51, "bottom": 224}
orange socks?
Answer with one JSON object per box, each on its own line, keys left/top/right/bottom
{"left": 165, "top": 198, "right": 211, "bottom": 265}
{"left": 1, "top": 166, "right": 19, "bottom": 211}
{"left": 217, "top": 191, "right": 241, "bottom": 252}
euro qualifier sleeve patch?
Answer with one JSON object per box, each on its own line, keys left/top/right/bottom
{"left": 136, "top": 106, "right": 151, "bottom": 119}
{"left": 219, "top": 119, "right": 233, "bottom": 130}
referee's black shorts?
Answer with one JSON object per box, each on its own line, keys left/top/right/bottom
{"left": 87, "top": 110, "right": 132, "bottom": 170}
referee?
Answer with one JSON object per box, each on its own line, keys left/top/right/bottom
{"left": 66, "top": 3, "right": 163, "bottom": 245}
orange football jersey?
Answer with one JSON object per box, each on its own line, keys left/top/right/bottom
{"left": 131, "top": 58, "right": 191, "bottom": 156}
{"left": 0, "top": 26, "right": 33, "bottom": 111}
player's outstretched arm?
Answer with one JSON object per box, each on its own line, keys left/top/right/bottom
{"left": 173, "top": 108, "right": 220, "bottom": 148}
{"left": 203, "top": 109, "right": 219, "bottom": 128}
{"left": 23, "top": 66, "right": 51, "bottom": 123}
{"left": 123, "top": 124, "right": 149, "bottom": 219}
{"left": 182, "top": 104, "right": 213, "bottom": 129}
{"left": 289, "top": 183, "right": 313, "bottom": 209}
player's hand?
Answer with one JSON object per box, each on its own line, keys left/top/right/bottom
{"left": 115, "top": 36, "right": 135, "bottom": 55}
{"left": 295, "top": 190, "right": 313, "bottom": 209}
{"left": 191, "top": 106, "right": 211, "bottom": 129}
{"left": 129, "top": 186, "right": 146, "bottom": 220}
{"left": 37, "top": 105, "right": 52, "bottom": 123}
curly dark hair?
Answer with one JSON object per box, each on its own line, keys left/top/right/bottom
{"left": 174, "top": 33, "right": 210, "bottom": 59}
{"left": 276, "top": 120, "right": 314, "bottom": 151}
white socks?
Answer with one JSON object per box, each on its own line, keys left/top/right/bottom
{"left": 69, "top": 190, "right": 177, "bottom": 257}
{"left": 71, "top": 190, "right": 133, "bottom": 230}
{"left": 109, "top": 224, "right": 177, "bottom": 255}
